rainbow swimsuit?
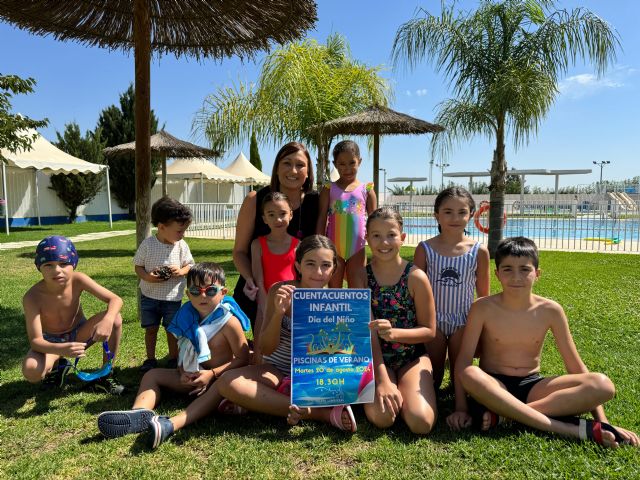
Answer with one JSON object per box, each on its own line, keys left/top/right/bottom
{"left": 326, "top": 182, "right": 372, "bottom": 260}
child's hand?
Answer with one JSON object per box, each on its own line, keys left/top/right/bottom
{"left": 274, "top": 284, "right": 295, "bottom": 315}
{"left": 243, "top": 279, "right": 259, "bottom": 301}
{"left": 168, "top": 265, "right": 182, "bottom": 277}
{"left": 369, "top": 319, "right": 397, "bottom": 341}
{"left": 376, "top": 380, "right": 403, "bottom": 418}
{"left": 62, "top": 342, "right": 86, "bottom": 358}
{"left": 446, "top": 410, "right": 472, "bottom": 431}
{"left": 91, "top": 318, "right": 113, "bottom": 342}
{"left": 188, "top": 370, "right": 214, "bottom": 396}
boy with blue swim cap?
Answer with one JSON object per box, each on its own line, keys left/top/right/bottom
{"left": 22, "top": 235, "right": 125, "bottom": 394}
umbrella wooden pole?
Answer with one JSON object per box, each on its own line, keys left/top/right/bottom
{"left": 134, "top": 0, "right": 151, "bottom": 246}
{"left": 162, "top": 154, "right": 167, "bottom": 197}
{"left": 373, "top": 133, "right": 380, "bottom": 202}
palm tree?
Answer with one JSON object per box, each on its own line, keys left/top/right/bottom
{"left": 392, "top": 0, "right": 619, "bottom": 255}
{"left": 195, "top": 33, "right": 390, "bottom": 185}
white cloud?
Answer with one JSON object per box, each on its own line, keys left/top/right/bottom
{"left": 559, "top": 65, "right": 636, "bottom": 99}
{"left": 405, "top": 90, "right": 412, "bottom": 97}
{"left": 415, "top": 88, "right": 428, "bottom": 96}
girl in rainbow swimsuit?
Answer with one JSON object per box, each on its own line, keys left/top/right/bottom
{"left": 317, "top": 140, "right": 377, "bottom": 287}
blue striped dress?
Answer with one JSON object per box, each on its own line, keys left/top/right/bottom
{"left": 420, "top": 241, "right": 480, "bottom": 337}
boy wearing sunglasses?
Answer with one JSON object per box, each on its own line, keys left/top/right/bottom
{"left": 98, "top": 262, "right": 250, "bottom": 448}
{"left": 22, "top": 236, "right": 124, "bottom": 394}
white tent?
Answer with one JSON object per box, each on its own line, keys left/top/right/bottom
{"left": 157, "top": 157, "right": 247, "bottom": 202}
{"left": 223, "top": 152, "right": 271, "bottom": 186}
{"left": 0, "top": 130, "right": 111, "bottom": 234}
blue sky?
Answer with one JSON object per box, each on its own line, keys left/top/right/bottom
{"left": 2, "top": 0, "right": 638, "bottom": 189}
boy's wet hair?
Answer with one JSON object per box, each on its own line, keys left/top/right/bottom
{"left": 332, "top": 140, "right": 361, "bottom": 162}
{"left": 495, "top": 237, "right": 539, "bottom": 269}
{"left": 187, "top": 262, "right": 226, "bottom": 287}
{"left": 151, "top": 196, "right": 192, "bottom": 227}
{"left": 434, "top": 186, "right": 476, "bottom": 215}
{"left": 261, "top": 191, "right": 292, "bottom": 214}
{"left": 294, "top": 235, "right": 337, "bottom": 277}
{"left": 270, "top": 142, "right": 314, "bottom": 194}
{"left": 366, "top": 206, "right": 404, "bottom": 231}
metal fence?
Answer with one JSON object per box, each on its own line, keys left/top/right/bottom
{"left": 185, "top": 202, "right": 243, "bottom": 240}
{"left": 186, "top": 199, "right": 640, "bottom": 253}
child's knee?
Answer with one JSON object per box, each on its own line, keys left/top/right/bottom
{"left": 22, "top": 358, "right": 46, "bottom": 383}
{"left": 587, "top": 372, "right": 615, "bottom": 401}
{"left": 406, "top": 414, "right": 436, "bottom": 435}
{"left": 145, "top": 325, "right": 160, "bottom": 335}
{"left": 459, "top": 365, "right": 483, "bottom": 391}
{"left": 113, "top": 313, "right": 123, "bottom": 330}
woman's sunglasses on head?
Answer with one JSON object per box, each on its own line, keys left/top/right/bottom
{"left": 187, "top": 284, "right": 223, "bottom": 297}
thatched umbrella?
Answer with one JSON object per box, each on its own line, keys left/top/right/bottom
{"left": 309, "top": 105, "right": 444, "bottom": 200}
{"left": 0, "top": 0, "right": 317, "bottom": 245}
{"left": 102, "top": 129, "right": 221, "bottom": 197}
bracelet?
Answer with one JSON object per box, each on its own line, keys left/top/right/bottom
{"left": 211, "top": 369, "right": 218, "bottom": 380}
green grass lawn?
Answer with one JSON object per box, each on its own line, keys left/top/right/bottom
{"left": 0, "top": 234, "right": 638, "bottom": 479}
{"left": 0, "top": 220, "right": 136, "bottom": 243}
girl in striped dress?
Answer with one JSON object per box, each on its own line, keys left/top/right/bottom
{"left": 413, "top": 187, "right": 490, "bottom": 427}
{"left": 215, "top": 235, "right": 357, "bottom": 432}
{"left": 317, "top": 140, "right": 377, "bottom": 287}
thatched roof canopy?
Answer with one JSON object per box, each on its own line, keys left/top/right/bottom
{"left": 0, "top": 0, "right": 318, "bottom": 59}
{"left": 309, "top": 105, "right": 444, "bottom": 137}
{"left": 103, "top": 130, "right": 220, "bottom": 158}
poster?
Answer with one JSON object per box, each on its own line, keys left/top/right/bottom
{"left": 291, "top": 288, "right": 375, "bottom": 407}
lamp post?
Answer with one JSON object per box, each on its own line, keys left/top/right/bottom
{"left": 435, "top": 162, "right": 450, "bottom": 190}
{"left": 379, "top": 168, "right": 387, "bottom": 205}
{"left": 593, "top": 160, "right": 611, "bottom": 195}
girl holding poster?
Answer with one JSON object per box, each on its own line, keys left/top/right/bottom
{"left": 216, "top": 235, "right": 357, "bottom": 432}
{"left": 354, "top": 207, "right": 438, "bottom": 434}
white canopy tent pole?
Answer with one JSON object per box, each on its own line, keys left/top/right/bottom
{"left": 2, "top": 160, "right": 8, "bottom": 234}
{"left": 217, "top": 183, "right": 220, "bottom": 202}
{"left": 106, "top": 166, "right": 113, "bottom": 228}
{"left": 200, "top": 172, "right": 204, "bottom": 203}
{"left": 34, "top": 169, "right": 41, "bottom": 226}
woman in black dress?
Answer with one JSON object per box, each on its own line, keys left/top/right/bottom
{"left": 232, "top": 142, "right": 319, "bottom": 331}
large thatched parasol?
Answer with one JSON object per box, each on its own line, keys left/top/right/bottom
{"left": 309, "top": 105, "right": 444, "bottom": 200}
{"left": 103, "top": 129, "right": 221, "bottom": 197}
{"left": 0, "top": 0, "right": 317, "bottom": 245}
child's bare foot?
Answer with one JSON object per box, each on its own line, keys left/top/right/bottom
{"left": 329, "top": 405, "right": 357, "bottom": 432}
{"left": 480, "top": 410, "right": 509, "bottom": 431}
{"left": 287, "top": 404, "right": 308, "bottom": 426}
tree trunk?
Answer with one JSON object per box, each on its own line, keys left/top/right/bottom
{"left": 315, "top": 135, "right": 331, "bottom": 189}
{"left": 488, "top": 120, "right": 507, "bottom": 258}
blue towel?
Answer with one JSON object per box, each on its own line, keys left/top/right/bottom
{"left": 167, "top": 296, "right": 250, "bottom": 354}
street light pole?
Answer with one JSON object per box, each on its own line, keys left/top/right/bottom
{"left": 435, "top": 162, "right": 450, "bottom": 190}
{"left": 593, "top": 160, "right": 611, "bottom": 195}
{"left": 379, "top": 168, "right": 387, "bottom": 205}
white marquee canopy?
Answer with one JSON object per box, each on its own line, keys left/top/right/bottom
{"left": 0, "top": 130, "right": 111, "bottom": 233}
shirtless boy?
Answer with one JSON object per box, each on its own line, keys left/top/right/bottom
{"left": 448, "top": 237, "right": 638, "bottom": 448}
{"left": 22, "top": 236, "right": 124, "bottom": 394}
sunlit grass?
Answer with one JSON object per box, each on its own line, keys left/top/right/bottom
{"left": 0, "top": 234, "right": 638, "bottom": 478}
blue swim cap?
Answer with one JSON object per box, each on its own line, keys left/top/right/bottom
{"left": 35, "top": 236, "right": 79, "bottom": 270}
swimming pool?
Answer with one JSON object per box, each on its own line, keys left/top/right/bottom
{"left": 404, "top": 216, "right": 640, "bottom": 241}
